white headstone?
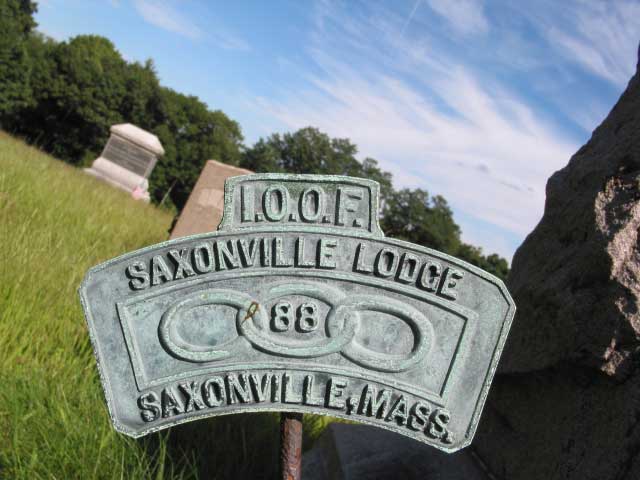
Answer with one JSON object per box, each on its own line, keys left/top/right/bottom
{"left": 84, "top": 124, "right": 164, "bottom": 202}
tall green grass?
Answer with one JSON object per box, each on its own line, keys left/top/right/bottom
{"left": 0, "top": 132, "right": 334, "bottom": 479}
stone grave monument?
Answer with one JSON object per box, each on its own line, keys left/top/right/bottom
{"left": 170, "top": 160, "right": 252, "bottom": 238}
{"left": 472, "top": 43, "right": 640, "bottom": 480}
{"left": 84, "top": 123, "right": 164, "bottom": 202}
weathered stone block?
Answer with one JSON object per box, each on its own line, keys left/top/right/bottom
{"left": 302, "top": 423, "right": 488, "bottom": 480}
{"left": 475, "top": 48, "right": 640, "bottom": 480}
{"left": 170, "top": 159, "right": 252, "bottom": 238}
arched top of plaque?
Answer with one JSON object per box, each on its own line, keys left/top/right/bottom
{"left": 219, "top": 173, "right": 384, "bottom": 238}
{"left": 79, "top": 173, "right": 515, "bottom": 453}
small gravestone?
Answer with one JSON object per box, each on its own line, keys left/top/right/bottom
{"left": 85, "top": 123, "right": 164, "bottom": 202}
{"left": 171, "top": 160, "right": 252, "bottom": 239}
{"left": 79, "top": 174, "right": 515, "bottom": 475}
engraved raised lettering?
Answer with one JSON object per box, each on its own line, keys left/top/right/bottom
{"left": 375, "top": 247, "right": 399, "bottom": 278}
{"left": 354, "top": 243, "right": 373, "bottom": 273}
{"left": 283, "top": 373, "right": 301, "bottom": 404}
{"left": 297, "top": 302, "right": 319, "bottom": 332}
{"left": 358, "top": 385, "right": 392, "bottom": 418}
{"left": 439, "top": 268, "right": 464, "bottom": 300}
{"left": 326, "top": 377, "right": 348, "bottom": 409}
{"left": 249, "top": 373, "right": 272, "bottom": 403}
{"left": 300, "top": 187, "right": 324, "bottom": 222}
{"left": 397, "top": 252, "right": 420, "bottom": 283}
{"left": 417, "top": 260, "right": 441, "bottom": 292}
{"left": 151, "top": 255, "right": 173, "bottom": 286}
{"left": 318, "top": 238, "right": 337, "bottom": 269}
{"left": 192, "top": 242, "right": 214, "bottom": 273}
{"left": 126, "top": 261, "right": 150, "bottom": 290}
{"left": 260, "top": 237, "right": 271, "bottom": 267}
{"left": 271, "top": 374, "right": 281, "bottom": 403}
{"left": 161, "top": 387, "right": 184, "bottom": 418}
{"left": 226, "top": 373, "right": 252, "bottom": 404}
{"left": 302, "top": 375, "right": 323, "bottom": 406}
{"left": 263, "top": 184, "right": 289, "bottom": 221}
{"left": 385, "top": 394, "right": 409, "bottom": 426}
{"left": 336, "top": 187, "right": 363, "bottom": 227}
{"left": 179, "top": 381, "right": 206, "bottom": 412}
{"left": 272, "top": 301, "right": 293, "bottom": 332}
{"left": 202, "top": 377, "right": 226, "bottom": 407}
{"left": 295, "top": 237, "right": 315, "bottom": 268}
{"left": 408, "top": 401, "right": 432, "bottom": 431}
{"left": 168, "top": 249, "right": 196, "bottom": 279}
{"left": 238, "top": 238, "right": 259, "bottom": 267}
{"left": 241, "top": 185, "right": 254, "bottom": 222}
{"left": 274, "top": 237, "right": 293, "bottom": 267}
{"left": 138, "top": 392, "right": 161, "bottom": 422}
{"left": 346, "top": 395, "right": 358, "bottom": 415}
{"left": 216, "top": 240, "right": 241, "bottom": 270}
{"left": 427, "top": 408, "right": 452, "bottom": 441}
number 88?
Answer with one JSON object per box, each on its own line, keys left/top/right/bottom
{"left": 271, "top": 301, "right": 319, "bottom": 333}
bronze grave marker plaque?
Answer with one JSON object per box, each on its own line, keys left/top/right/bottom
{"left": 79, "top": 174, "right": 515, "bottom": 452}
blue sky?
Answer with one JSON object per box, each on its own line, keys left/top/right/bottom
{"left": 36, "top": 0, "right": 640, "bottom": 260}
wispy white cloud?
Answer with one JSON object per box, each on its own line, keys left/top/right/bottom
{"left": 255, "top": 57, "right": 575, "bottom": 240}
{"left": 536, "top": 0, "right": 640, "bottom": 87}
{"left": 133, "top": 0, "right": 250, "bottom": 50}
{"left": 425, "top": 0, "right": 489, "bottom": 36}
{"left": 249, "top": 1, "right": 581, "bottom": 259}
{"left": 134, "top": 0, "right": 204, "bottom": 40}
{"left": 211, "top": 29, "right": 251, "bottom": 52}
{"left": 248, "top": 0, "right": 638, "bottom": 259}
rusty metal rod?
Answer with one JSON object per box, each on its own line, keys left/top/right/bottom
{"left": 280, "top": 411, "right": 303, "bottom": 480}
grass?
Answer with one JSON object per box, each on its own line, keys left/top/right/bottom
{"left": 0, "top": 132, "right": 335, "bottom": 479}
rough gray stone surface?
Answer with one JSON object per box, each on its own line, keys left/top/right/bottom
{"left": 302, "top": 423, "right": 487, "bottom": 480}
{"left": 474, "top": 52, "right": 640, "bottom": 479}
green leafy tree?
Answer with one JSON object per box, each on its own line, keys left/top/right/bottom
{"left": 119, "top": 59, "right": 163, "bottom": 129}
{"left": 240, "top": 127, "right": 393, "bottom": 202}
{"left": 381, "top": 188, "right": 462, "bottom": 254}
{"left": 0, "top": 0, "right": 37, "bottom": 124}
{"left": 8, "top": 35, "right": 130, "bottom": 163}
{"left": 149, "top": 88, "right": 243, "bottom": 209}
{"left": 456, "top": 244, "right": 510, "bottom": 280}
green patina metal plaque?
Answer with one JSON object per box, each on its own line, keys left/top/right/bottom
{"left": 79, "top": 174, "right": 515, "bottom": 452}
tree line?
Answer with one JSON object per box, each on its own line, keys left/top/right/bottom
{"left": 0, "top": 0, "right": 508, "bottom": 279}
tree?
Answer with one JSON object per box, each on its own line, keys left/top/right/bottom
{"left": 381, "top": 188, "right": 462, "bottom": 254}
{"left": 7, "top": 34, "right": 131, "bottom": 163}
{"left": 456, "top": 245, "right": 510, "bottom": 280}
{"left": 148, "top": 88, "right": 243, "bottom": 209}
{"left": 240, "top": 127, "right": 393, "bottom": 202}
{"left": 0, "top": 0, "right": 37, "bottom": 124}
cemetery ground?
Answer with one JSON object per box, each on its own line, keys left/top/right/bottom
{"left": 0, "top": 132, "right": 333, "bottom": 479}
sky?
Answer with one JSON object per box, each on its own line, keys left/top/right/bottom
{"left": 35, "top": 0, "right": 640, "bottom": 261}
